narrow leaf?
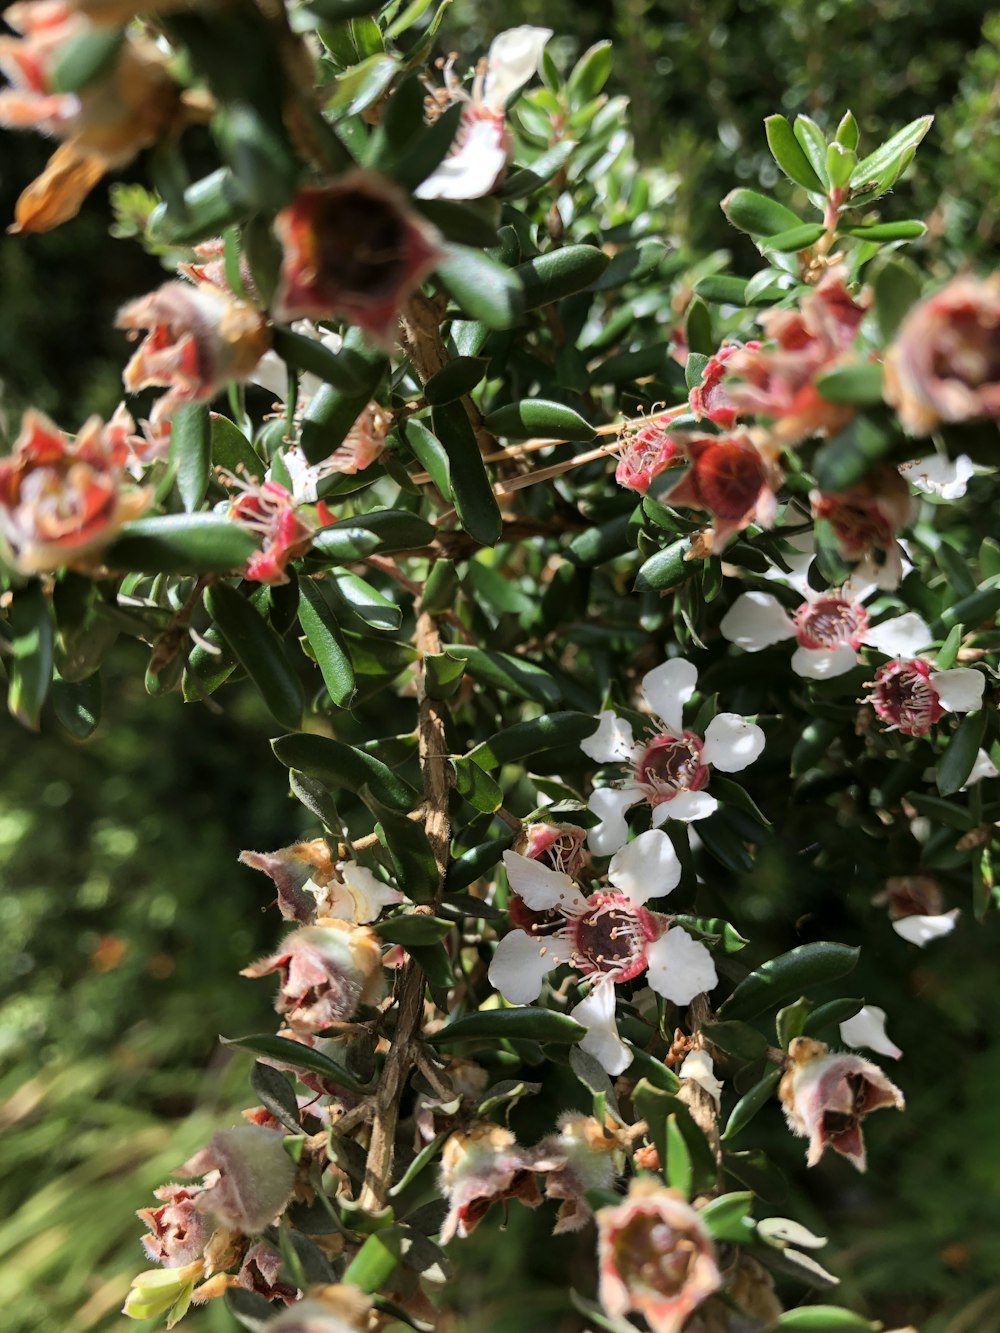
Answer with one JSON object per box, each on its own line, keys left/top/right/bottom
{"left": 205, "top": 584, "right": 304, "bottom": 731}
{"left": 720, "top": 942, "right": 860, "bottom": 1022}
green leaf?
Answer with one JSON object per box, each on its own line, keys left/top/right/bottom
{"left": 444, "top": 832, "right": 516, "bottom": 891}
{"left": 50, "top": 26, "right": 123, "bottom": 93}
{"left": 802, "top": 997, "right": 864, "bottom": 1036}
{"left": 429, "top": 1007, "right": 586, "bottom": 1046}
{"left": 825, "top": 141, "right": 856, "bottom": 190}
{"left": 204, "top": 584, "right": 304, "bottom": 730}
{"left": 765, "top": 114, "right": 826, "bottom": 193}
{"left": 698, "top": 1191, "right": 755, "bottom": 1243}
{"left": 693, "top": 275, "right": 748, "bottom": 305}
{"left": 850, "top": 115, "right": 933, "bottom": 190}
{"left": 298, "top": 329, "right": 387, "bottom": 465}
{"left": 836, "top": 111, "right": 860, "bottom": 152}
{"left": 329, "top": 52, "right": 400, "bottom": 116}
{"left": 444, "top": 645, "right": 561, "bottom": 704}
{"left": 721, "top": 1068, "right": 782, "bottom": 1141}
{"left": 871, "top": 257, "right": 922, "bottom": 341}
{"left": 424, "top": 356, "right": 489, "bottom": 406}
{"left": 221, "top": 1032, "right": 376, "bottom": 1093}
{"left": 721, "top": 188, "right": 802, "bottom": 238}
{"left": 514, "top": 245, "right": 611, "bottom": 308}
{"left": 567, "top": 41, "right": 613, "bottom": 105}
{"left": 271, "top": 325, "right": 368, "bottom": 394}
{"left": 702, "top": 1020, "right": 769, "bottom": 1063}
{"left": 624, "top": 1044, "right": 681, "bottom": 1092}
{"left": 468, "top": 710, "right": 596, "bottom": 770}
{"left": 211, "top": 413, "right": 263, "bottom": 478}
{"left": 375, "top": 915, "right": 452, "bottom": 945}
{"left": 567, "top": 513, "right": 633, "bottom": 567}
{"left": 719, "top": 942, "right": 860, "bottom": 1022}
{"left": 432, "top": 401, "right": 502, "bottom": 546}
{"left": 250, "top": 1061, "right": 302, "bottom": 1134}
{"left": 51, "top": 673, "right": 101, "bottom": 740}
{"left": 635, "top": 539, "right": 696, "bottom": 593}
{"left": 404, "top": 418, "right": 452, "bottom": 500}
{"left": 814, "top": 361, "right": 884, "bottom": 405}
{"left": 271, "top": 732, "right": 417, "bottom": 810}
{"left": 938, "top": 709, "right": 988, "bottom": 796}
{"left": 330, "top": 570, "right": 402, "bottom": 631}
{"left": 724, "top": 1147, "right": 787, "bottom": 1202}
{"left": 775, "top": 1309, "right": 878, "bottom": 1331}
{"left": 776, "top": 997, "right": 812, "bottom": 1049}
{"left": 935, "top": 622, "right": 964, "bottom": 672}
{"left": 169, "top": 403, "right": 212, "bottom": 512}
{"left": 364, "top": 789, "right": 439, "bottom": 904}
{"left": 7, "top": 583, "right": 54, "bottom": 731}
{"left": 711, "top": 775, "right": 771, "bottom": 828}
{"left": 483, "top": 399, "right": 595, "bottom": 442}
{"left": 342, "top": 1229, "right": 403, "bottom": 1292}
{"left": 297, "top": 579, "right": 355, "bottom": 708}
{"left": 762, "top": 222, "right": 827, "bottom": 252}
{"left": 812, "top": 417, "right": 894, "bottom": 492}
{"left": 793, "top": 116, "right": 831, "bottom": 188}
{"left": 148, "top": 167, "right": 253, "bottom": 247}
{"left": 664, "top": 1114, "right": 693, "bottom": 1198}
{"left": 685, "top": 297, "right": 714, "bottom": 356}
{"left": 302, "top": 0, "right": 383, "bottom": 18}
{"left": 215, "top": 102, "right": 301, "bottom": 213}
{"left": 451, "top": 756, "right": 504, "bottom": 813}
{"left": 632, "top": 1080, "right": 716, "bottom": 1192}
{"left": 312, "top": 510, "right": 435, "bottom": 560}
{"left": 106, "top": 514, "right": 258, "bottom": 575}
{"left": 435, "top": 245, "right": 523, "bottom": 328}
{"left": 842, "top": 220, "right": 926, "bottom": 241}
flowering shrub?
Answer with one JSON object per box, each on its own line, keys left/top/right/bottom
{"left": 0, "top": 4, "right": 998, "bottom": 1331}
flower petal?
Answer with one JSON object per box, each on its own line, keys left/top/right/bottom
{"left": 892, "top": 909, "right": 960, "bottom": 946}
{"left": 488, "top": 929, "right": 566, "bottom": 1004}
{"left": 652, "top": 790, "right": 718, "bottom": 823}
{"left": 645, "top": 927, "right": 718, "bottom": 1005}
{"left": 581, "top": 710, "right": 635, "bottom": 764}
{"left": 414, "top": 118, "right": 509, "bottom": 202}
{"left": 607, "top": 829, "right": 681, "bottom": 906}
{"left": 790, "top": 644, "right": 858, "bottom": 679}
{"left": 839, "top": 1005, "right": 902, "bottom": 1060}
{"left": 641, "top": 658, "right": 698, "bottom": 735}
{"left": 679, "top": 1048, "right": 724, "bottom": 1104}
{"left": 965, "top": 748, "right": 999, "bottom": 787}
{"left": 719, "top": 591, "right": 796, "bottom": 651}
{"left": 701, "top": 713, "right": 766, "bottom": 772}
{"left": 905, "top": 453, "right": 975, "bottom": 499}
{"left": 587, "top": 786, "right": 641, "bottom": 855}
{"left": 863, "top": 611, "right": 932, "bottom": 658}
{"left": 502, "top": 850, "right": 585, "bottom": 912}
{"left": 930, "top": 667, "right": 985, "bottom": 714}
{"left": 483, "top": 25, "right": 553, "bottom": 111}
{"left": 570, "top": 982, "right": 632, "bottom": 1076}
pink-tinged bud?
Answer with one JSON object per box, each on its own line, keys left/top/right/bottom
{"left": 0, "top": 408, "right": 149, "bottom": 573}
{"left": 523, "top": 821, "right": 589, "bottom": 876}
{"left": 615, "top": 413, "right": 684, "bottom": 494}
{"left": 779, "top": 1036, "right": 905, "bottom": 1171}
{"left": 238, "top": 1241, "right": 298, "bottom": 1304}
{"left": 117, "top": 281, "right": 271, "bottom": 424}
{"left": 532, "top": 1114, "right": 624, "bottom": 1234}
{"left": 810, "top": 464, "right": 915, "bottom": 587}
{"left": 724, "top": 270, "right": 869, "bottom": 444}
{"left": 689, "top": 340, "right": 762, "bottom": 428}
{"left": 224, "top": 477, "right": 319, "bottom": 586}
{"left": 273, "top": 172, "right": 445, "bottom": 349}
{"left": 176, "top": 1125, "right": 297, "bottom": 1234}
{"left": 241, "top": 920, "right": 385, "bottom": 1031}
{"left": 884, "top": 274, "right": 1000, "bottom": 436}
{"left": 136, "top": 1184, "right": 211, "bottom": 1268}
{"left": 596, "top": 1179, "right": 721, "bottom": 1333}
{"left": 662, "top": 429, "right": 780, "bottom": 552}
{"left": 439, "top": 1121, "right": 541, "bottom": 1242}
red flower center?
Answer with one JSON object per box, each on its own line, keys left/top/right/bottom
{"left": 814, "top": 497, "right": 893, "bottom": 556}
{"left": 507, "top": 893, "right": 565, "bottom": 938}
{"left": 793, "top": 595, "right": 868, "bottom": 650}
{"left": 868, "top": 658, "right": 943, "bottom": 735}
{"left": 571, "top": 891, "right": 656, "bottom": 982}
{"left": 691, "top": 440, "right": 766, "bottom": 520}
{"left": 612, "top": 1214, "right": 695, "bottom": 1297}
{"left": 634, "top": 732, "right": 708, "bottom": 804}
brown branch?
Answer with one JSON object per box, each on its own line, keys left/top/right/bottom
{"left": 678, "top": 994, "right": 723, "bottom": 1189}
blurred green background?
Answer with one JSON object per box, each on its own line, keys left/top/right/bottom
{"left": 1, "top": 2, "right": 999, "bottom": 1330}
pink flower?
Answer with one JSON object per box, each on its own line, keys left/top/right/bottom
{"left": 240, "top": 920, "right": 385, "bottom": 1032}
{"left": 175, "top": 1125, "right": 298, "bottom": 1233}
{"left": 273, "top": 172, "right": 445, "bottom": 349}
{"left": 596, "top": 1180, "right": 722, "bottom": 1333}
{"left": 224, "top": 475, "right": 328, "bottom": 586}
{"left": 883, "top": 273, "right": 1000, "bottom": 435}
{"left": 615, "top": 411, "right": 685, "bottom": 494}
{"left": 779, "top": 1036, "right": 905, "bottom": 1171}
{"left": 118, "top": 281, "right": 271, "bottom": 423}
{"left": 864, "top": 655, "right": 984, "bottom": 736}
{"left": 724, "top": 270, "right": 870, "bottom": 444}
{"left": 0, "top": 408, "right": 149, "bottom": 573}
{"left": 438, "top": 1121, "right": 541, "bottom": 1242}
{"left": 689, "top": 340, "right": 762, "bottom": 428}
{"left": 136, "top": 1184, "right": 211, "bottom": 1268}
{"left": 661, "top": 429, "right": 780, "bottom": 552}
{"left": 810, "top": 463, "right": 916, "bottom": 589}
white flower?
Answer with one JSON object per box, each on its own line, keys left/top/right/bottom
{"left": 415, "top": 26, "right": 552, "bottom": 201}
{"left": 839, "top": 1005, "right": 902, "bottom": 1060}
{"left": 902, "top": 453, "right": 976, "bottom": 500}
{"left": 488, "top": 829, "right": 718, "bottom": 1075}
{"left": 866, "top": 657, "right": 985, "bottom": 736}
{"left": 311, "top": 860, "right": 404, "bottom": 924}
{"left": 963, "top": 748, "right": 999, "bottom": 788}
{"left": 892, "top": 908, "right": 960, "bottom": 946}
{"left": 581, "top": 658, "right": 766, "bottom": 854}
{"left": 679, "top": 1048, "right": 724, "bottom": 1105}
{"left": 720, "top": 585, "right": 933, "bottom": 681}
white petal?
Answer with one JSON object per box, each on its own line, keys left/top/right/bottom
{"left": 645, "top": 927, "right": 718, "bottom": 1005}
{"left": 701, "top": 713, "right": 766, "bottom": 772}
{"left": 483, "top": 26, "right": 552, "bottom": 110}
{"left": 791, "top": 645, "right": 858, "bottom": 679}
{"left": 930, "top": 668, "right": 985, "bottom": 714}
{"left": 964, "top": 748, "right": 999, "bottom": 787}
{"left": 580, "top": 710, "right": 635, "bottom": 764}
{"left": 587, "top": 786, "right": 641, "bottom": 855}
{"left": 905, "top": 453, "right": 975, "bottom": 499}
{"left": 570, "top": 982, "right": 632, "bottom": 1076}
{"left": 321, "top": 861, "right": 403, "bottom": 923}
{"left": 502, "top": 850, "right": 586, "bottom": 912}
{"left": 641, "top": 658, "right": 698, "bottom": 735}
{"left": 679, "top": 1048, "right": 724, "bottom": 1104}
{"left": 892, "top": 909, "right": 960, "bottom": 946}
{"left": 488, "top": 929, "right": 565, "bottom": 1004}
{"left": 414, "top": 119, "right": 508, "bottom": 201}
{"left": 863, "top": 612, "right": 933, "bottom": 658}
{"left": 652, "top": 790, "right": 718, "bottom": 823}
{"left": 607, "top": 829, "right": 681, "bottom": 906}
{"left": 839, "top": 1005, "right": 902, "bottom": 1060}
{"left": 719, "top": 591, "right": 796, "bottom": 651}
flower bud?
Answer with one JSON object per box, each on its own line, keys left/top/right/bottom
{"left": 810, "top": 463, "right": 915, "bottom": 588}
{"left": 241, "top": 920, "right": 385, "bottom": 1031}
{"left": 0, "top": 408, "right": 149, "bottom": 573}
{"left": 779, "top": 1036, "right": 905, "bottom": 1171}
{"left": 438, "top": 1121, "right": 541, "bottom": 1242}
{"left": 176, "top": 1125, "right": 298, "bottom": 1234}
{"left": 596, "top": 1179, "right": 721, "bottom": 1333}
{"left": 122, "top": 1259, "right": 202, "bottom": 1325}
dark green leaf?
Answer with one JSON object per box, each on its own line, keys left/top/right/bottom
{"left": 514, "top": 245, "right": 611, "bottom": 308}
{"left": 298, "top": 330, "right": 387, "bottom": 465}
{"left": 375, "top": 915, "right": 452, "bottom": 945}
{"left": 802, "top": 997, "right": 864, "bottom": 1036}
{"left": 271, "top": 325, "right": 367, "bottom": 393}
{"left": 793, "top": 116, "right": 830, "bottom": 187}
{"left": 451, "top": 756, "right": 504, "bottom": 812}
{"left": 106, "top": 514, "right": 258, "bottom": 575}
{"left": 698, "top": 1191, "right": 755, "bottom": 1243}
{"left": 444, "top": 832, "right": 516, "bottom": 891}
{"left": 468, "top": 711, "right": 596, "bottom": 770}
{"left": 938, "top": 709, "right": 988, "bottom": 796}
{"left": 567, "top": 41, "right": 612, "bottom": 105}
{"left": 429, "top": 1007, "right": 586, "bottom": 1046}
{"left": 424, "top": 356, "right": 489, "bottom": 405}
{"left": 249, "top": 1061, "right": 301, "bottom": 1133}
{"left": 872, "top": 257, "right": 923, "bottom": 341}
{"left": 693, "top": 275, "right": 748, "bottom": 305}
{"left": 403, "top": 418, "right": 452, "bottom": 501}
{"left": 812, "top": 417, "right": 894, "bottom": 491}
{"left": 721, "top": 1068, "right": 782, "bottom": 1141}
{"left": 776, "top": 997, "right": 812, "bottom": 1049}
{"left": 702, "top": 1021, "right": 769, "bottom": 1063}
{"left": 298, "top": 579, "right": 355, "bottom": 707}
{"left": 330, "top": 569, "right": 402, "bottom": 630}
{"left": 435, "top": 245, "right": 523, "bottom": 328}
{"left": 762, "top": 222, "right": 827, "bottom": 252}
{"left": 765, "top": 114, "right": 826, "bottom": 193}
{"left": 271, "top": 732, "right": 416, "bottom": 809}
{"left": 432, "top": 401, "right": 502, "bottom": 546}
{"left": 51, "top": 673, "right": 101, "bottom": 740}
{"left": 815, "top": 361, "right": 884, "bottom": 405}
{"left": 444, "top": 645, "right": 561, "bottom": 704}
{"left": 50, "top": 26, "right": 123, "bottom": 93}
{"left": 211, "top": 413, "right": 263, "bottom": 478}
{"left": 483, "top": 399, "right": 594, "bottom": 442}
{"left": 221, "top": 1032, "right": 376, "bottom": 1093}
{"left": 721, "top": 188, "right": 802, "bottom": 238}
{"left": 204, "top": 584, "right": 304, "bottom": 731}
{"left": 169, "top": 404, "right": 211, "bottom": 512}
{"left": 363, "top": 787, "right": 438, "bottom": 903}
{"left": 635, "top": 539, "right": 696, "bottom": 592}
{"left": 684, "top": 297, "right": 714, "bottom": 356}
{"left": 7, "top": 583, "right": 54, "bottom": 731}
{"left": 720, "top": 942, "right": 860, "bottom": 1022}
{"left": 842, "top": 220, "right": 926, "bottom": 241}
{"left": 149, "top": 167, "right": 253, "bottom": 247}
{"left": 664, "top": 1114, "right": 693, "bottom": 1197}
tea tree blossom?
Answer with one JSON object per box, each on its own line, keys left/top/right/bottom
{"left": 596, "top": 1180, "right": 722, "bottom": 1333}
{"left": 876, "top": 875, "right": 962, "bottom": 946}
{"left": 779, "top": 1036, "right": 905, "bottom": 1171}
{"left": 720, "top": 585, "right": 933, "bottom": 680}
{"left": 240, "top": 919, "right": 385, "bottom": 1031}
{"left": 531, "top": 1114, "right": 625, "bottom": 1234}
{"left": 581, "top": 658, "right": 766, "bottom": 854}
{"left": 810, "top": 463, "right": 916, "bottom": 589}
{"left": 240, "top": 839, "right": 404, "bottom": 923}
{"left": 893, "top": 908, "right": 961, "bottom": 946}
{"left": 661, "top": 429, "right": 781, "bottom": 552}
{"left": 415, "top": 26, "right": 552, "bottom": 201}
{"left": 865, "top": 656, "right": 984, "bottom": 736}
{"left": 688, "top": 340, "right": 762, "bottom": 428}
{"left": 839, "top": 1005, "right": 902, "bottom": 1060}
{"left": 901, "top": 453, "right": 977, "bottom": 500}
{"left": 224, "top": 475, "right": 332, "bottom": 585}
{"left": 614, "top": 411, "right": 684, "bottom": 494}
{"left": 137, "top": 1185, "right": 211, "bottom": 1268}
{"left": 489, "top": 830, "right": 718, "bottom": 1074}
{"left": 438, "top": 1122, "right": 540, "bottom": 1242}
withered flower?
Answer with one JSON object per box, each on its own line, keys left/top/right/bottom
{"left": 176, "top": 1125, "right": 297, "bottom": 1234}
{"left": 438, "top": 1122, "right": 541, "bottom": 1242}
